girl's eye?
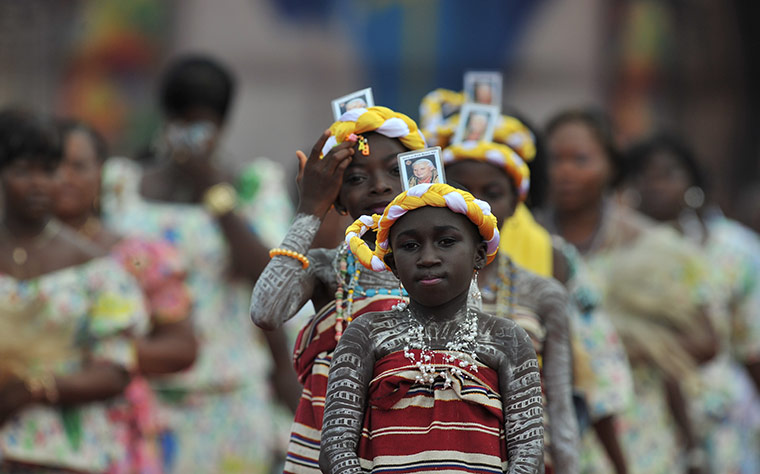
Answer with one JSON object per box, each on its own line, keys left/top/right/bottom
{"left": 390, "top": 166, "right": 400, "bottom": 177}
{"left": 574, "top": 153, "right": 590, "bottom": 165}
{"left": 439, "top": 237, "right": 457, "bottom": 247}
{"left": 344, "top": 173, "right": 366, "bottom": 185}
{"left": 399, "top": 241, "right": 419, "bottom": 251}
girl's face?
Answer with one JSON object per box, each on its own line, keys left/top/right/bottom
{"left": 1, "top": 157, "right": 60, "bottom": 222}
{"left": 336, "top": 132, "right": 406, "bottom": 219}
{"left": 634, "top": 150, "right": 692, "bottom": 222}
{"left": 387, "top": 206, "right": 486, "bottom": 309}
{"left": 54, "top": 130, "right": 102, "bottom": 220}
{"left": 546, "top": 121, "right": 611, "bottom": 213}
{"left": 445, "top": 160, "right": 517, "bottom": 226}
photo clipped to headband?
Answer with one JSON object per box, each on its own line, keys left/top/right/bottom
{"left": 398, "top": 146, "right": 446, "bottom": 191}
{"left": 463, "top": 70, "right": 503, "bottom": 108}
{"left": 331, "top": 87, "right": 375, "bottom": 120}
{"left": 451, "top": 103, "right": 500, "bottom": 145}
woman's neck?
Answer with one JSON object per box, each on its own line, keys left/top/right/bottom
{"left": 554, "top": 199, "right": 605, "bottom": 250}
{"left": 2, "top": 214, "right": 50, "bottom": 240}
{"left": 57, "top": 212, "right": 95, "bottom": 233}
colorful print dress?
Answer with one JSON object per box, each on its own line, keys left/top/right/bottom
{"left": 101, "top": 156, "right": 293, "bottom": 473}
{"left": 0, "top": 257, "right": 149, "bottom": 472}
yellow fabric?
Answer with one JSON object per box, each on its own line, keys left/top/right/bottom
{"left": 419, "top": 88, "right": 465, "bottom": 134}
{"left": 327, "top": 106, "right": 425, "bottom": 152}
{"left": 499, "top": 204, "right": 553, "bottom": 278}
{"left": 442, "top": 141, "right": 531, "bottom": 201}
{"left": 345, "top": 183, "right": 500, "bottom": 271}
{"left": 493, "top": 115, "right": 536, "bottom": 162}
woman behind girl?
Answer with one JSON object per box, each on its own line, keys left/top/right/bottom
{"left": 0, "top": 109, "right": 148, "bottom": 472}
{"left": 250, "top": 106, "right": 426, "bottom": 473}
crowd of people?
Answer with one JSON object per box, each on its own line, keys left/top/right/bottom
{"left": 1, "top": 52, "right": 759, "bottom": 474}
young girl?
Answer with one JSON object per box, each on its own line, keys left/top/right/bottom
{"left": 442, "top": 140, "right": 579, "bottom": 474}
{"left": 250, "top": 106, "right": 426, "bottom": 473}
{"left": 320, "top": 183, "right": 544, "bottom": 473}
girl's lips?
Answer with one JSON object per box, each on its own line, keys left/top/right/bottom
{"left": 419, "top": 277, "right": 443, "bottom": 286}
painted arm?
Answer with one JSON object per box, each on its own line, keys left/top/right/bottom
{"left": 500, "top": 322, "right": 545, "bottom": 474}
{"left": 319, "top": 318, "right": 375, "bottom": 473}
{"left": 249, "top": 213, "right": 322, "bottom": 330}
{"left": 540, "top": 283, "right": 580, "bottom": 474}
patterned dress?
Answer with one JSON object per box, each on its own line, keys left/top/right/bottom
{"left": 688, "top": 216, "right": 760, "bottom": 473}
{"left": 101, "top": 157, "right": 293, "bottom": 473}
{"left": 0, "top": 257, "right": 149, "bottom": 472}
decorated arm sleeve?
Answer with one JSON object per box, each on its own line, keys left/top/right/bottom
{"left": 249, "top": 213, "right": 322, "bottom": 329}
{"left": 501, "top": 323, "right": 545, "bottom": 474}
{"left": 539, "top": 283, "right": 580, "bottom": 474}
{"left": 319, "top": 318, "right": 375, "bottom": 474}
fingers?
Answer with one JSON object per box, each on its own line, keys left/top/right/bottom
{"left": 308, "top": 129, "right": 332, "bottom": 162}
{"left": 325, "top": 144, "right": 355, "bottom": 174}
{"left": 295, "top": 150, "right": 307, "bottom": 185}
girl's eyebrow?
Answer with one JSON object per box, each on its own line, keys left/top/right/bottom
{"left": 395, "top": 225, "right": 462, "bottom": 240}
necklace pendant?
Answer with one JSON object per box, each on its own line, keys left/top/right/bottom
{"left": 12, "top": 247, "right": 27, "bottom": 265}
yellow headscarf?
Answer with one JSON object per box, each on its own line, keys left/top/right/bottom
{"left": 442, "top": 141, "right": 531, "bottom": 201}
{"left": 321, "top": 106, "right": 426, "bottom": 156}
{"left": 493, "top": 115, "right": 536, "bottom": 163}
{"left": 345, "top": 183, "right": 500, "bottom": 272}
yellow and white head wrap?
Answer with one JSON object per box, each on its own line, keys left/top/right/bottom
{"left": 321, "top": 106, "right": 426, "bottom": 156}
{"left": 442, "top": 141, "right": 531, "bottom": 201}
{"left": 419, "top": 89, "right": 465, "bottom": 148}
{"left": 493, "top": 115, "right": 536, "bottom": 162}
{"left": 345, "top": 183, "right": 500, "bottom": 272}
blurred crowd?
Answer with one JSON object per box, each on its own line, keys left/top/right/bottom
{"left": 1, "top": 47, "right": 760, "bottom": 474}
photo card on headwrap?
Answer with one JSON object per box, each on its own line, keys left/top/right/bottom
{"left": 451, "top": 103, "right": 499, "bottom": 145}
{"left": 331, "top": 87, "right": 375, "bottom": 120}
{"left": 398, "top": 146, "right": 446, "bottom": 191}
{"left": 464, "top": 71, "right": 503, "bottom": 108}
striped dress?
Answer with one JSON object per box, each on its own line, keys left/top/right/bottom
{"left": 358, "top": 350, "right": 508, "bottom": 473}
{"left": 285, "top": 295, "right": 403, "bottom": 473}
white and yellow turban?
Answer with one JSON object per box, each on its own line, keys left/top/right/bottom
{"left": 321, "top": 106, "right": 426, "bottom": 156}
{"left": 345, "top": 183, "right": 500, "bottom": 272}
{"left": 442, "top": 141, "right": 531, "bottom": 201}
{"left": 493, "top": 115, "right": 536, "bottom": 162}
{"left": 419, "top": 89, "right": 465, "bottom": 131}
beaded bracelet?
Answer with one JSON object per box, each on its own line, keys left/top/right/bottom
{"left": 269, "top": 248, "right": 310, "bottom": 269}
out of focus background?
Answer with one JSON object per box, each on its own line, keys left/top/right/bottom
{"left": 1, "top": 0, "right": 757, "bottom": 218}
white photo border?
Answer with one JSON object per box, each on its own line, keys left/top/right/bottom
{"left": 331, "top": 87, "right": 375, "bottom": 120}
{"left": 397, "top": 146, "right": 446, "bottom": 191}
{"left": 451, "top": 103, "right": 500, "bottom": 145}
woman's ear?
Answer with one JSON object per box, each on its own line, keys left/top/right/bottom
{"left": 383, "top": 252, "right": 400, "bottom": 279}
{"left": 474, "top": 241, "right": 488, "bottom": 270}
{"left": 333, "top": 196, "right": 348, "bottom": 216}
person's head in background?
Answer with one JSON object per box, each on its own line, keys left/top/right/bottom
{"left": 544, "top": 108, "right": 623, "bottom": 215}
{"left": 625, "top": 133, "right": 707, "bottom": 223}
{"left": 344, "top": 97, "right": 367, "bottom": 112}
{"left": 53, "top": 120, "right": 108, "bottom": 225}
{"left": 160, "top": 54, "right": 236, "bottom": 127}
{"left": 0, "top": 108, "right": 61, "bottom": 226}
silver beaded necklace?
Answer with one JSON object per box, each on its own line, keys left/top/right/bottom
{"left": 401, "top": 304, "right": 480, "bottom": 386}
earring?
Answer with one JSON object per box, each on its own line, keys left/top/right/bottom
{"left": 392, "top": 281, "right": 407, "bottom": 312}
{"left": 470, "top": 270, "right": 482, "bottom": 307}
{"left": 684, "top": 186, "right": 705, "bottom": 209}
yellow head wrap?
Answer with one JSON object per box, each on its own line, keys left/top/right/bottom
{"left": 419, "top": 89, "right": 465, "bottom": 131}
{"left": 321, "top": 106, "right": 426, "bottom": 156}
{"left": 493, "top": 115, "right": 536, "bottom": 162}
{"left": 345, "top": 183, "right": 500, "bottom": 272}
{"left": 442, "top": 141, "right": 531, "bottom": 201}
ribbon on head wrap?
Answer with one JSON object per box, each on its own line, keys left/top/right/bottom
{"left": 321, "top": 106, "right": 426, "bottom": 157}
{"left": 345, "top": 183, "right": 500, "bottom": 272}
{"left": 442, "top": 141, "right": 530, "bottom": 201}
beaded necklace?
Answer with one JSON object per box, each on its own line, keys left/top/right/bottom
{"left": 402, "top": 305, "right": 480, "bottom": 386}
{"left": 334, "top": 244, "right": 407, "bottom": 340}
{"left": 480, "top": 253, "right": 516, "bottom": 318}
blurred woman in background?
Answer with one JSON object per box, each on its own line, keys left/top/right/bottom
{"left": 0, "top": 109, "right": 148, "bottom": 472}
{"left": 627, "top": 134, "right": 760, "bottom": 473}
